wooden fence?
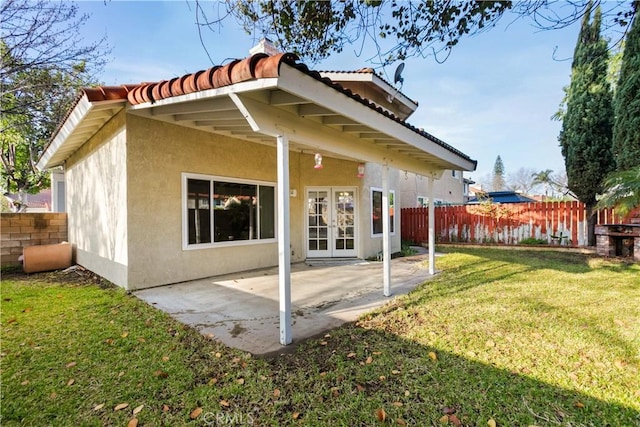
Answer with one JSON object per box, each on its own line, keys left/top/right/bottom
{"left": 401, "top": 201, "right": 639, "bottom": 246}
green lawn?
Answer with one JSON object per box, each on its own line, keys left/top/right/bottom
{"left": 1, "top": 248, "right": 639, "bottom": 426}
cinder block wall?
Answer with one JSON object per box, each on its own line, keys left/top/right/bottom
{"left": 1, "top": 213, "right": 68, "bottom": 267}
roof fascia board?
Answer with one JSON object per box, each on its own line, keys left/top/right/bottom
{"left": 279, "top": 65, "right": 476, "bottom": 171}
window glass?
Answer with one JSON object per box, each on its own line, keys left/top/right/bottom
{"left": 187, "top": 179, "right": 211, "bottom": 244}
{"left": 259, "top": 186, "right": 275, "bottom": 239}
{"left": 184, "top": 175, "right": 275, "bottom": 247}
{"left": 371, "top": 189, "right": 395, "bottom": 235}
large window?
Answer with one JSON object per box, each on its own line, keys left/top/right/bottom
{"left": 371, "top": 188, "right": 395, "bottom": 236}
{"left": 183, "top": 174, "right": 275, "bottom": 249}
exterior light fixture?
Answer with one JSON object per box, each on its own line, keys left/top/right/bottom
{"left": 357, "top": 163, "right": 365, "bottom": 178}
{"left": 314, "top": 153, "right": 323, "bottom": 169}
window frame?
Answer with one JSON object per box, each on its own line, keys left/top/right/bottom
{"left": 370, "top": 187, "right": 396, "bottom": 238}
{"left": 182, "top": 172, "right": 277, "bottom": 250}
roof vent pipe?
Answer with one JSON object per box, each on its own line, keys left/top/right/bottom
{"left": 249, "top": 38, "right": 281, "bottom": 56}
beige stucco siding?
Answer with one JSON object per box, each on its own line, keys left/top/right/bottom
{"left": 124, "top": 114, "right": 397, "bottom": 289}
{"left": 65, "top": 111, "right": 128, "bottom": 286}
{"left": 360, "top": 163, "right": 402, "bottom": 257}
{"left": 399, "top": 170, "right": 464, "bottom": 208}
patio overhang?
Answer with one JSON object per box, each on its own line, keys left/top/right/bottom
{"left": 124, "top": 62, "right": 476, "bottom": 176}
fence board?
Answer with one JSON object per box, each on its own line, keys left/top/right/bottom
{"left": 401, "top": 202, "right": 639, "bottom": 247}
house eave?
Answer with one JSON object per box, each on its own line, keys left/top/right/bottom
{"left": 37, "top": 96, "right": 126, "bottom": 170}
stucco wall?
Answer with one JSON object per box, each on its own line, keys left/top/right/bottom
{"left": 399, "top": 170, "right": 464, "bottom": 208}
{"left": 360, "top": 163, "right": 402, "bottom": 258}
{"left": 125, "top": 115, "right": 377, "bottom": 289}
{"left": 65, "top": 111, "right": 128, "bottom": 286}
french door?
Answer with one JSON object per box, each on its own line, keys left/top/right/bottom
{"left": 306, "top": 188, "right": 357, "bottom": 257}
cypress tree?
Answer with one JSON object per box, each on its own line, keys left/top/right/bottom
{"left": 558, "top": 4, "right": 615, "bottom": 245}
{"left": 612, "top": 9, "right": 640, "bottom": 170}
{"left": 492, "top": 155, "right": 505, "bottom": 191}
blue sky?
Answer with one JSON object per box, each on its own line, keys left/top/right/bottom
{"left": 76, "top": 1, "right": 587, "bottom": 186}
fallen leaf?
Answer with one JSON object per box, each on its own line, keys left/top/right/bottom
{"left": 428, "top": 351, "right": 438, "bottom": 361}
{"left": 67, "top": 378, "right": 75, "bottom": 386}
{"left": 379, "top": 375, "right": 386, "bottom": 381}
{"left": 393, "top": 401, "right": 403, "bottom": 407}
{"left": 23, "top": 307, "right": 32, "bottom": 313}
{"left": 118, "top": 371, "right": 125, "bottom": 377}
{"left": 488, "top": 418, "right": 497, "bottom": 427}
{"left": 209, "top": 378, "right": 218, "bottom": 385}
{"left": 347, "top": 352, "right": 357, "bottom": 358}
{"left": 121, "top": 332, "right": 129, "bottom": 338}
{"left": 449, "top": 414, "right": 462, "bottom": 426}
{"left": 133, "top": 404, "right": 144, "bottom": 415}
{"left": 153, "top": 370, "right": 168, "bottom": 378}
{"left": 392, "top": 369, "right": 401, "bottom": 375}
{"left": 356, "top": 384, "right": 365, "bottom": 392}
{"left": 206, "top": 333, "right": 215, "bottom": 339}
{"left": 439, "top": 415, "right": 450, "bottom": 423}
{"left": 190, "top": 407, "right": 203, "bottom": 419}
{"left": 220, "top": 400, "right": 230, "bottom": 407}
{"left": 237, "top": 378, "right": 245, "bottom": 385}
{"left": 114, "top": 403, "right": 129, "bottom": 411}
{"left": 404, "top": 390, "right": 410, "bottom": 397}
{"left": 373, "top": 351, "right": 382, "bottom": 355}
{"left": 273, "top": 388, "right": 281, "bottom": 398}
{"left": 93, "top": 403, "right": 105, "bottom": 411}
{"left": 485, "top": 340, "right": 496, "bottom": 348}
{"left": 319, "top": 372, "right": 327, "bottom": 377}
{"left": 319, "top": 341, "right": 328, "bottom": 346}
{"left": 7, "top": 318, "right": 17, "bottom": 324}
{"left": 66, "top": 361, "right": 77, "bottom": 368}
{"left": 50, "top": 392, "right": 58, "bottom": 399}
{"left": 162, "top": 404, "right": 170, "bottom": 412}
{"left": 127, "top": 418, "right": 138, "bottom": 427}
{"left": 331, "top": 387, "right": 339, "bottom": 397}
{"left": 396, "top": 419, "right": 407, "bottom": 426}
{"left": 442, "top": 407, "right": 456, "bottom": 415}
{"left": 215, "top": 352, "right": 221, "bottom": 358}
{"left": 292, "top": 412, "right": 300, "bottom": 419}
{"left": 21, "top": 380, "right": 29, "bottom": 386}
{"left": 137, "top": 337, "right": 146, "bottom": 343}
{"left": 104, "top": 338, "right": 114, "bottom": 345}
{"left": 574, "top": 401, "right": 585, "bottom": 408}
{"left": 614, "top": 360, "right": 627, "bottom": 369}
{"left": 366, "top": 356, "right": 373, "bottom": 364}
{"left": 375, "top": 408, "right": 386, "bottom": 422}
{"left": 162, "top": 356, "right": 169, "bottom": 362}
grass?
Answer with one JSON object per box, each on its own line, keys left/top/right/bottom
{"left": 1, "top": 249, "right": 639, "bottom": 426}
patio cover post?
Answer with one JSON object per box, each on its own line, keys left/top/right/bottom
{"left": 382, "top": 165, "right": 391, "bottom": 296}
{"left": 277, "top": 134, "right": 292, "bottom": 345}
{"left": 428, "top": 174, "right": 436, "bottom": 275}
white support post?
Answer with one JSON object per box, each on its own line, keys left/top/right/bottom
{"left": 382, "top": 165, "right": 391, "bottom": 296}
{"left": 277, "top": 134, "right": 292, "bottom": 345}
{"left": 428, "top": 174, "right": 436, "bottom": 275}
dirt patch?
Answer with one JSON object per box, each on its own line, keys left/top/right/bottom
{"left": 230, "top": 322, "right": 247, "bottom": 337}
{"left": 1, "top": 264, "right": 113, "bottom": 288}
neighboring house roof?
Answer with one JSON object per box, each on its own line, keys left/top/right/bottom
{"left": 467, "top": 191, "right": 537, "bottom": 204}
{"left": 38, "top": 52, "right": 477, "bottom": 174}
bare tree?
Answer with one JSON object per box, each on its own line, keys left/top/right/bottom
{"left": 508, "top": 167, "right": 539, "bottom": 195}
{"left": 1, "top": 0, "right": 108, "bottom": 208}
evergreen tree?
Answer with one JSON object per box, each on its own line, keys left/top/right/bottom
{"left": 612, "top": 8, "right": 640, "bottom": 170}
{"left": 492, "top": 155, "right": 505, "bottom": 191}
{"left": 558, "top": 4, "right": 615, "bottom": 245}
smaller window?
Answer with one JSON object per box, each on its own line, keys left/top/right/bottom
{"left": 371, "top": 188, "right": 395, "bottom": 236}
{"left": 417, "top": 196, "right": 428, "bottom": 208}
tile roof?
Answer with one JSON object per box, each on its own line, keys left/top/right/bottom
{"left": 57, "top": 52, "right": 474, "bottom": 166}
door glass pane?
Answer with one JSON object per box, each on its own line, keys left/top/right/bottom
{"left": 335, "top": 190, "right": 355, "bottom": 252}
{"left": 308, "top": 191, "right": 329, "bottom": 253}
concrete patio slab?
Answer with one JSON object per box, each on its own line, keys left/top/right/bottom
{"left": 134, "top": 251, "right": 435, "bottom": 355}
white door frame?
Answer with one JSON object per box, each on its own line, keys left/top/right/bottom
{"left": 305, "top": 187, "right": 358, "bottom": 258}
